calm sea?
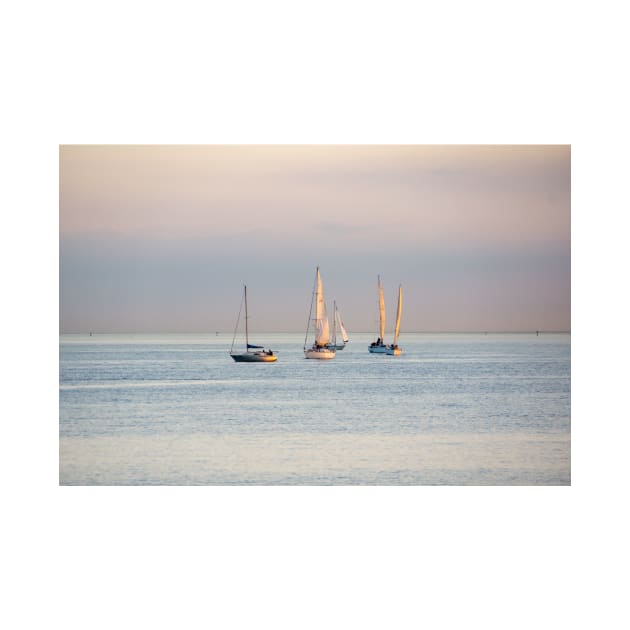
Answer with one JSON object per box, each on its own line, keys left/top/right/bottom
{"left": 59, "top": 332, "right": 570, "bottom": 485}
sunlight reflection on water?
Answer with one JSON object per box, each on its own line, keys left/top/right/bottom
{"left": 60, "top": 332, "right": 570, "bottom": 485}
{"left": 60, "top": 432, "right": 570, "bottom": 485}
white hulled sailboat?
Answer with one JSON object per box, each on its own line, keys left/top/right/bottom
{"left": 386, "top": 284, "right": 403, "bottom": 355}
{"left": 229, "top": 285, "right": 277, "bottom": 362}
{"left": 368, "top": 275, "right": 388, "bottom": 353}
{"left": 304, "top": 267, "right": 336, "bottom": 359}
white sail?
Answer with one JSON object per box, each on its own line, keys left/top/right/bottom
{"left": 336, "top": 309, "right": 349, "bottom": 343}
{"left": 393, "top": 285, "right": 402, "bottom": 345}
{"left": 378, "top": 275, "right": 386, "bottom": 340}
{"left": 315, "top": 268, "right": 330, "bottom": 345}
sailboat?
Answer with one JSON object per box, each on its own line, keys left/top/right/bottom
{"left": 368, "top": 275, "right": 388, "bottom": 353}
{"left": 326, "top": 301, "right": 349, "bottom": 350}
{"left": 304, "top": 267, "right": 336, "bottom": 359}
{"left": 386, "top": 285, "right": 403, "bottom": 355}
{"left": 229, "top": 285, "right": 277, "bottom": 362}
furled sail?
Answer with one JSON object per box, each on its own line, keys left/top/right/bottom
{"left": 393, "top": 285, "right": 402, "bottom": 345}
{"left": 315, "top": 268, "right": 330, "bottom": 345}
{"left": 378, "top": 275, "right": 386, "bottom": 341}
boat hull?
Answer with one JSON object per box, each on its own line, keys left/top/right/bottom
{"left": 368, "top": 345, "right": 388, "bottom": 353}
{"left": 304, "top": 347, "right": 336, "bottom": 360}
{"left": 230, "top": 352, "right": 277, "bottom": 362}
{"left": 386, "top": 347, "right": 402, "bottom": 356}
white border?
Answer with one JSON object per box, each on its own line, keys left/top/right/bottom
{"left": 5, "top": 1, "right": 628, "bottom": 628}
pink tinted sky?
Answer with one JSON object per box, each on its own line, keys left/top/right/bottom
{"left": 60, "top": 145, "right": 570, "bottom": 332}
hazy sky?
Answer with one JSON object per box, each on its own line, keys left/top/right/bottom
{"left": 60, "top": 145, "right": 570, "bottom": 332}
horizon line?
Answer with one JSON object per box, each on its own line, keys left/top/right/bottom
{"left": 60, "top": 330, "right": 571, "bottom": 335}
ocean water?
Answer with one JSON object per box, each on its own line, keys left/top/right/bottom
{"left": 59, "top": 332, "right": 570, "bottom": 485}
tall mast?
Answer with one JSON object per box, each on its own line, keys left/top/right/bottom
{"left": 244, "top": 285, "right": 249, "bottom": 348}
{"left": 332, "top": 300, "right": 337, "bottom": 346}
{"left": 315, "top": 267, "right": 320, "bottom": 342}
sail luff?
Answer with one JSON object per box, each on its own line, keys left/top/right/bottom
{"left": 304, "top": 269, "right": 317, "bottom": 349}
{"left": 315, "top": 268, "right": 330, "bottom": 345}
{"left": 378, "top": 276, "right": 386, "bottom": 340}
{"left": 337, "top": 309, "right": 349, "bottom": 343}
{"left": 393, "top": 285, "right": 402, "bottom": 345}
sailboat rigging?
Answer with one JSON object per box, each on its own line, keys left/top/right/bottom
{"left": 368, "top": 275, "right": 388, "bottom": 353}
{"left": 386, "top": 284, "right": 403, "bottom": 355}
{"left": 304, "top": 267, "right": 336, "bottom": 359}
{"left": 326, "top": 301, "right": 349, "bottom": 350}
{"left": 229, "top": 285, "right": 277, "bottom": 362}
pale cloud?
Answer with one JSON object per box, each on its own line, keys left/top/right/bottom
{"left": 60, "top": 145, "right": 569, "bottom": 243}
{"left": 60, "top": 145, "right": 570, "bottom": 332}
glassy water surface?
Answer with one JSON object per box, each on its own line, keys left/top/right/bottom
{"left": 59, "top": 333, "right": 570, "bottom": 485}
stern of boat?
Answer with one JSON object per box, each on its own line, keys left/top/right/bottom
{"left": 304, "top": 347, "right": 336, "bottom": 359}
